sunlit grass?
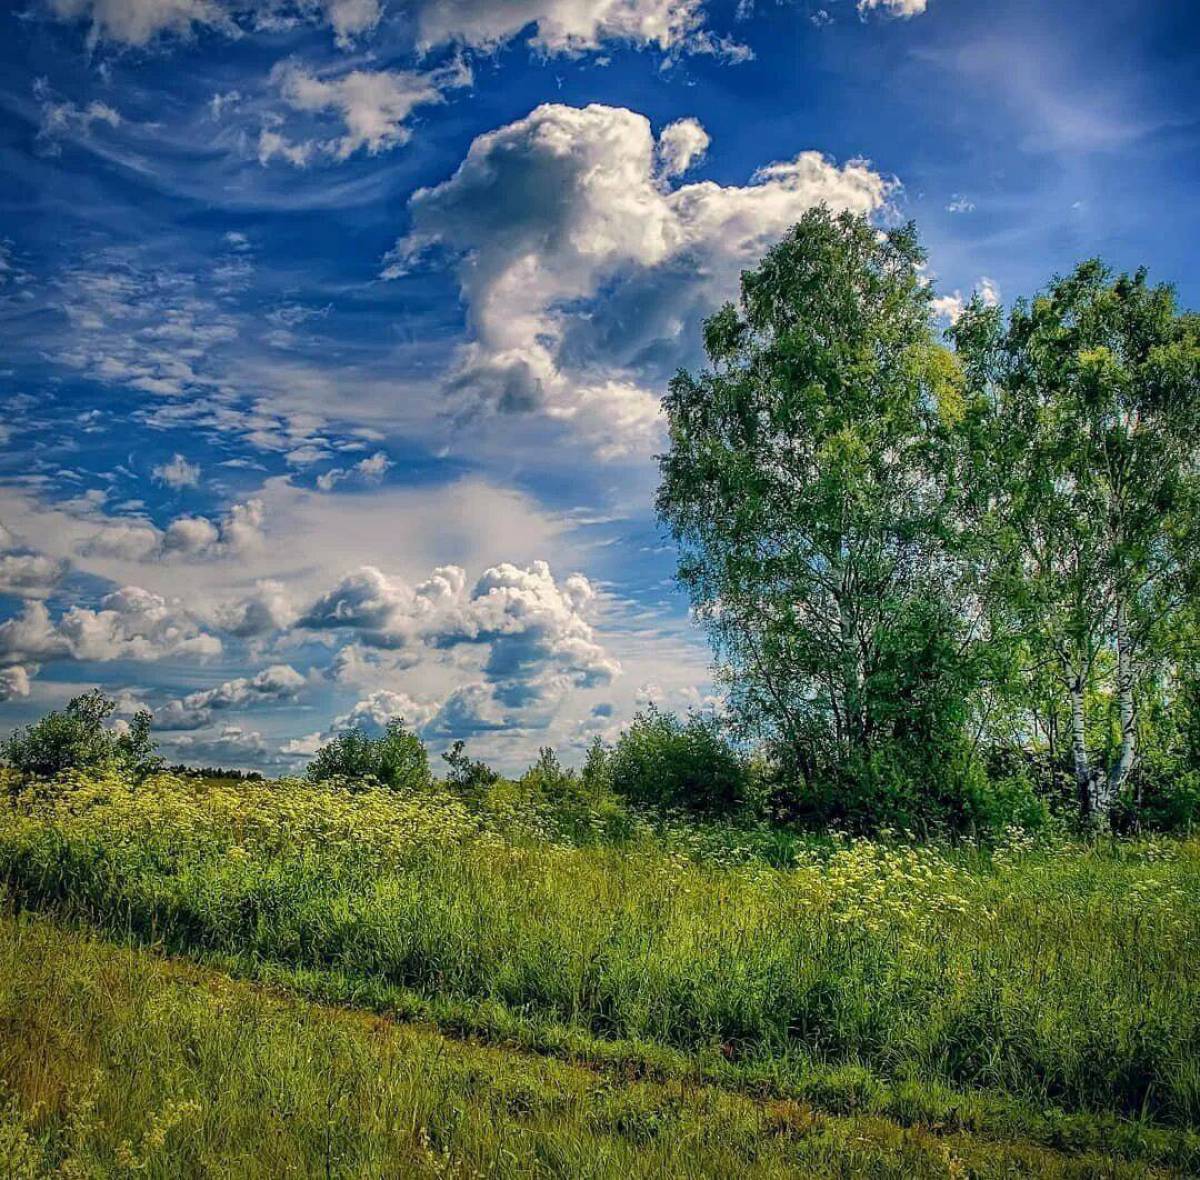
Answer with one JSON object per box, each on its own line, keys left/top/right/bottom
{"left": 0, "top": 769, "right": 1198, "bottom": 1172}
{"left": 0, "top": 912, "right": 1186, "bottom": 1178}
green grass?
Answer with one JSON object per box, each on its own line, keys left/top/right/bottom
{"left": 0, "top": 911, "right": 1186, "bottom": 1178}
{"left": 0, "top": 770, "right": 1198, "bottom": 1174}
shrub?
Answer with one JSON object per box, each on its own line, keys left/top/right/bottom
{"left": 306, "top": 719, "right": 431, "bottom": 792}
{"left": 441, "top": 740, "right": 500, "bottom": 804}
{"left": 606, "top": 706, "right": 757, "bottom": 818}
{"left": 1, "top": 690, "right": 161, "bottom": 781}
{"left": 516, "top": 746, "right": 638, "bottom": 844}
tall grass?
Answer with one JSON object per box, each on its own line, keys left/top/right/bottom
{"left": 1, "top": 770, "right": 1198, "bottom": 1133}
{"left": 4, "top": 911, "right": 1178, "bottom": 1178}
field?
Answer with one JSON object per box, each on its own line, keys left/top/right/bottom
{"left": 1, "top": 770, "right": 1199, "bottom": 1176}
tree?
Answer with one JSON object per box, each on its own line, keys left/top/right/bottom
{"left": 657, "top": 207, "right": 971, "bottom": 795}
{"left": 306, "top": 719, "right": 431, "bottom": 791}
{"left": 954, "top": 263, "right": 1200, "bottom": 824}
{"left": 606, "top": 705, "right": 755, "bottom": 817}
{"left": 1, "top": 689, "right": 161, "bottom": 781}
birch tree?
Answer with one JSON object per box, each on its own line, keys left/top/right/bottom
{"left": 657, "top": 208, "right": 970, "bottom": 788}
{"left": 953, "top": 263, "right": 1200, "bottom": 824}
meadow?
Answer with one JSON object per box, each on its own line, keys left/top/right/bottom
{"left": 1, "top": 768, "right": 1198, "bottom": 1175}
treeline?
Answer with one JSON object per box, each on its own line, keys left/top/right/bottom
{"left": 657, "top": 207, "right": 1200, "bottom": 835}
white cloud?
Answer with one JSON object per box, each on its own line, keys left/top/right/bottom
{"left": 931, "top": 275, "right": 1001, "bottom": 324}
{"left": 43, "top": 0, "right": 379, "bottom": 48}
{"left": 43, "top": 0, "right": 747, "bottom": 57}
{"left": 155, "top": 662, "right": 305, "bottom": 729}
{"left": 43, "top": 0, "right": 233, "bottom": 46}
{"left": 0, "top": 665, "right": 35, "bottom": 701}
{"left": 165, "top": 724, "right": 273, "bottom": 767}
{"left": 34, "top": 78, "right": 122, "bottom": 155}
{"left": 211, "top": 579, "right": 296, "bottom": 637}
{"left": 0, "top": 591, "right": 221, "bottom": 667}
{"left": 857, "top": 0, "right": 930, "bottom": 17}
{"left": 0, "top": 553, "right": 68, "bottom": 599}
{"left": 297, "top": 559, "right": 620, "bottom": 732}
{"left": 414, "top": 0, "right": 735, "bottom": 58}
{"left": 152, "top": 453, "right": 201, "bottom": 490}
{"left": 316, "top": 0, "right": 381, "bottom": 46}
{"left": 316, "top": 450, "right": 392, "bottom": 492}
{"left": 80, "top": 498, "right": 265, "bottom": 563}
{"left": 0, "top": 524, "right": 68, "bottom": 599}
{"left": 262, "top": 58, "right": 473, "bottom": 165}
{"left": 385, "top": 103, "right": 895, "bottom": 458}
{"left": 334, "top": 688, "right": 437, "bottom": 734}
{"left": 655, "top": 117, "right": 710, "bottom": 178}
{"left": 946, "top": 194, "right": 975, "bottom": 214}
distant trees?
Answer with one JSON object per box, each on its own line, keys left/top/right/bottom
{"left": 306, "top": 719, "right": 431, "bottom": 792}
{"left": 602, "top": 705, "right": 755, "bottom": 817}
{"left": 1, "top": 690, "right": 161, "bottom": 781}
{"left": 659, "top": 207, "right": 1200, "bottom": 831}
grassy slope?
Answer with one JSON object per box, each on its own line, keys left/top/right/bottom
{"left": 1, "top": 771, "right": 1198, "bottom": 1173}
{"left": 0, "top": 912, "right": 1182, "bottom": 1178}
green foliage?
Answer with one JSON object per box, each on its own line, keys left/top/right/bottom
{"left": 953, "top": 262, "right": 1200, "bottom": 823}
{"left": 603, "top": 705, "right": 758, "bottom": 817}
{"left": 0, "top": 689, "right": 161, "bottom": 781}
{"left": 659, "top": 215, "right": 1200, "bottom": 834}
{"left": 657, "top": 208, "right": 982, "bottom": 828}
{"left": 305, "top": 719, "right": 431, "bottom": 792}
{"left": 441, "top": 739, "right": 501, "bottom": 802}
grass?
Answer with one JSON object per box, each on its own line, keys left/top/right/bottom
{"left": 0, "top": 769, "right": 1198, "bottom": 1174}
{"left": 0, "top": 910, "right": 1186, "bottom": 1178}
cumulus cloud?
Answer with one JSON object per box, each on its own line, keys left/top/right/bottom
{"left": 300, "top": 563, "right": 463, "bottom": 649}
{"left": 211, "top": 579, "right": 296, "bottom": 637}
{"left": 857, "top": 0, "right": 930, "bottom": 17}
{"left": 0, "top": 665, "right": 35, "bottom": 701}
{"left": 155, "top": 662, "right": 305, "bottom": 729}
{"left": 81, "top": 498, "right": 265, "bottom": 562}
{"left": 165, "top": 724, "right": 273, "bottom": 767}
{"left": 0, "top": 553, "right": 69, "bottom": 599}
{"left": 316, "top": 450, "right": 392, "bottom": 492}
{"left": 655, "top": 117, "right": 710, "bottom": 177}
{"left": 297, "top": 559, "right": 620, "bottom": 732}
{"left": 0, "top": 526, "right": 67, "bottom": 599}
{"left": 385, "top": 103, "right": 895, "bottom": 458}
{"left": 152, "top": 453, "right": 201, "bottom": 489}
{"left": 263, "top": 58, "right": 473, "bottom": 165}
{"left": 334, "top": 688, "right": 437, "bottom": 734}
{"left": 0, "top": 590, "right": 221, "bottom": 667}
{"left": 931, "top": 275, "right": 1001, "bottom": 324}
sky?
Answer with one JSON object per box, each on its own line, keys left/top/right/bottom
{"left": 0, "top": 0, "right": 1197, "bottom": 773}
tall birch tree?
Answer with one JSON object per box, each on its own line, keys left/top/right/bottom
{"left": 657, "top": 208, "right": 969, "bottom": 788}
{"left": 953, "top": 263, "right": 1200, "bottom": 824}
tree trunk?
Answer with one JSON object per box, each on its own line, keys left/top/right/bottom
{"left": 1105, "top": 597, "right": 1136, "bottom": 809}
{"left": 1069, "top": 675, "right": 1095, "bottom": 822}
{"left": 837, "top": 593, "right": 865, "bottom": 753}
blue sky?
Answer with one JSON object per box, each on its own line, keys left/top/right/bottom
{"left": 1, "top": 0, "right": 1197, "bottom": 772}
